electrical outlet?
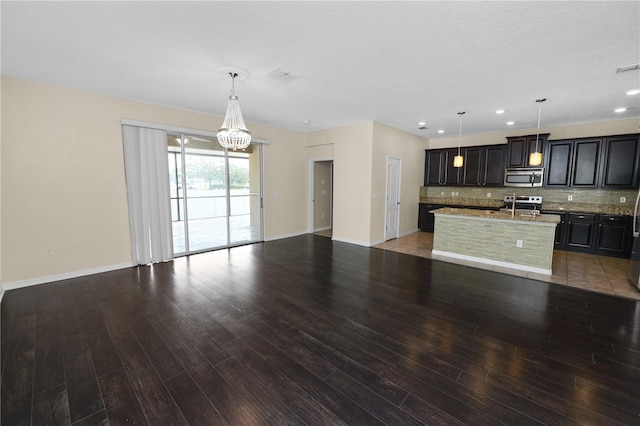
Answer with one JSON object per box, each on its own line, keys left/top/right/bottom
{"left": 516, "top": 240, "right": 523, "bottom": 248}
{"left": 46, "top": 247, "right": 54, "bottom": 257}
{"left": 440, "top": 191, "right": 444, "bottom": 196}
{"left": 451, "top": 191, "right": 455, "bottom": 196}
{"left": 620, "top": 196, "right": 627, "bottom": 203}
{"left": 487, "top": 192, "right": 492, "bottom": 198}
{"left": 568, "top": 195, "right": 573, "bottom": 201}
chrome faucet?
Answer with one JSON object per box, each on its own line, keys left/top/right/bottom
{"left": 511, "top": 192, "right": 516, "bottom": 217}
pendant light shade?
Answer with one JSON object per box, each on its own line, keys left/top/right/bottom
{"left": 454, "top": 111, "right": 465, "bottom": 168}
{"left": 528, "top": 98, "right": 546, "bottom": 166}
{"left": 217, "top": 72, "right": 252, "bottom": 150}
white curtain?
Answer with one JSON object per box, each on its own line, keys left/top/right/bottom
{"left": 122, "top": 125, "right": 173, "bottom": 265}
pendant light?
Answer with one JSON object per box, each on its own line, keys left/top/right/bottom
{"left": 217, "top": 72, "right": 252, "bottom": 150}
{"left": 453, "top": 111, "right": 465, "bottom": 168}
{"left": 529, "top": 98, "right": 546, "bottom": 166}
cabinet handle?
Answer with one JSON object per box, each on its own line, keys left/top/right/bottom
{"left": 578, "top": 215, "right": 585, "bottom": 219}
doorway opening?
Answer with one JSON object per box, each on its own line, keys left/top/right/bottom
{"left": 310, "top": 160, "right": 334, "bottom": 238}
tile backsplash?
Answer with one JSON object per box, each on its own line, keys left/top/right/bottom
{"left": 420, "top": 186, "right": 638, "bottom": 215}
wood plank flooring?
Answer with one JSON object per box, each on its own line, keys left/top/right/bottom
{"left": 2, "top": 234, "right": 640, "bottom": 425}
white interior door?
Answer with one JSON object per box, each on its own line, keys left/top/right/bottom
{"left": 385, "top": 157, "right": 401, "bottom": 241}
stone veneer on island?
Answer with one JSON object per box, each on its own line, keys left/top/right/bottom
{"left": 432, "top": 208, "right": 561, "bottom": 275}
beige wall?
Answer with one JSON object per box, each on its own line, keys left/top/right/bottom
{"left": 306, "top": 122, "right": 428, "bottom": 246}
{"left": 0, "top": 76, "right": 2, "bottom": 298}
{"left": 371, "top": 122, "right": 429, "bottom": 243}
{"left": 429, "top": 119, "right": 640, "bottom": 149}
{"left": 1, "top": 77, "right": 307, "bottom": 284}
{"left": 306, "top": 123, "right": 374, "bottom": 245}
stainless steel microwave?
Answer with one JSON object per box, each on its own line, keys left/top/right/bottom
{"left": 504, "top": 168, "right": 544, "bottom": 187}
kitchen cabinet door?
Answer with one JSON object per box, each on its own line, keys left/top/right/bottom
{"left": 462, "top": 147, "right": 483, "bottom": 185}
{"left": 425, "top": 149, "right": 460, "bottom": 185}
{"left": 572, "top": 138, "right": 601, "bottom": 187}
{"left": 600, "top": 135, "right": 640, "bottom": 188}
{"left": 506, "top": 135, "right": 548, "bottom": 168}
{"left": 443, "top": 149, "right": 461, "bottom": 185}
{"left": 424, "top": 150, "right": 443, "bottom": 185}
{"left": 419, "top": 203, "right": 443, "bottom": 232}
{"left": 595, "top": 215, "right": 631, "bottom": 257}
{"left": 566, "top": 213, "right": 596, "bottom": 252}
{"left": 483, "top": 145, "right": 506, "bottom": 186}
{"left": 542, "top": 211, "right": 567, "bottom": 248}
{"left": 545, "top": 141, "right": 572, "bottom": 186}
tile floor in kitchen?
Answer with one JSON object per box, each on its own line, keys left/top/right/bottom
{"left": 373, "top": 231, "right": 640, "bottom": 301}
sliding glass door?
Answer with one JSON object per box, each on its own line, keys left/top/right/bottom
{"left": 168, "top": 134, "right": 262, "bottom": 256}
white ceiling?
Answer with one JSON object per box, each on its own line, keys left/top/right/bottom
{"left": 2, "top": 1, "right": 639, "bottom": 139}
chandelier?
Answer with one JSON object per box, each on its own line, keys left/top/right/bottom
{"left": 217, "top": 72, "right": 251, "bottom": 150}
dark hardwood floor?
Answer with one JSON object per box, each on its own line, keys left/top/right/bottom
{"left": 2, "top": 234, "right": 640, "bottom": 425}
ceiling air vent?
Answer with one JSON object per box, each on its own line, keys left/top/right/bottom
{"left": 616, "top": 63, "right": 640, "bottom": 73}
{"left": 265, "top": 68, "right": 300, "bottom": 83}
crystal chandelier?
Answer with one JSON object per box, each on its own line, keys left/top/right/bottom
{"left": 529, "top": 98, "right": 546, "bottom": 166}
{"left": 217, "top": 72, "right": 251, "bottom": 150}
{"left": 453, "top": 111, "right": 465, "bottom": 168}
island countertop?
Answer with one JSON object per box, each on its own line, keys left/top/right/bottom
{"left": 431, "top": 207, "right": 561, "bottom": 224}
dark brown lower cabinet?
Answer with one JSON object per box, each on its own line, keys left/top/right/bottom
{"left": 566, "top": 213, "right": 597, "bottom": 253}
{"left": 595, "top": 215, "right": 631, "bottom": 257}
{"left": 543, "top": 211, "right": 631, "bottom": 257}
{"left": 542, "top": 211, "right": 567, "bottom": 248}
{"left": 418, "top": 203, "right": 444, "bottom": 232}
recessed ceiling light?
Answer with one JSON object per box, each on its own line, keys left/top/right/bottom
{"left": 438, "top": 130, "right": 444, "bottom": 134}
{"left": 506, "top": 121, "right": 515, "bottom": 125}
{"left": 418, "top": 121, "right": 426, "bottom": 126}
{"left": 614, "top": 107, "right": 627, "bottom": 113}
{"left": 303, "top": 120, "right": 311, "bottom": 124}
{"left": 626, "top": 89, "right": 640, "bottom": 96}
{"left": 496, "top": 109, "right": 505, "bottom": 114}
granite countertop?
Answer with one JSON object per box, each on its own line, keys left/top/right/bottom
{"left": 539, "top": 202, "right": 633, "bottom": 216}
{"left": 420, "top": 198, "right": 633, "bottom": 216}
{"left": 431, "top": 207, "right": 561, "bottom": 224}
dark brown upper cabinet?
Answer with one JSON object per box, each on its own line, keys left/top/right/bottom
{"left": 462, "top": 145, "right": 506, "bottom": 186}
{"left": 600, "top": 135, "right": 640, "bottom": 188}
{"left": 545, "top": 138, "right": 601, "bottom": 187}
{"left": 506, "top": 134, "right": 549, "bottom": 168}
{"left": 424, "top": 148, "right": 460, "bottom": 186}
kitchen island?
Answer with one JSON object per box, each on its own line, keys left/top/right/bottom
{"left": 432, "top": 208, "right": 561, "bottom": 275}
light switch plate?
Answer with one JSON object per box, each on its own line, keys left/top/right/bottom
{"left": 568, "top": 195, "right": 573, "bottom": 201}
{"left": 516, "top": 240, "right": 523, "bottom": 248}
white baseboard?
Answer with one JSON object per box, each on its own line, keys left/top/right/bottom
{"left": 431, "top": 250, "right": 552, "bottom": 275}
{"left": 369, "top": 238, "right": 385, "bottom": 246}
{"left": 263, "top": 230, "right": 308, "bottom": 242}
{"left": 2, "top": 262, "right": 135, "bottom": 291}
{"left": 313, "top": 226, "right": 332, "bottom": 232}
